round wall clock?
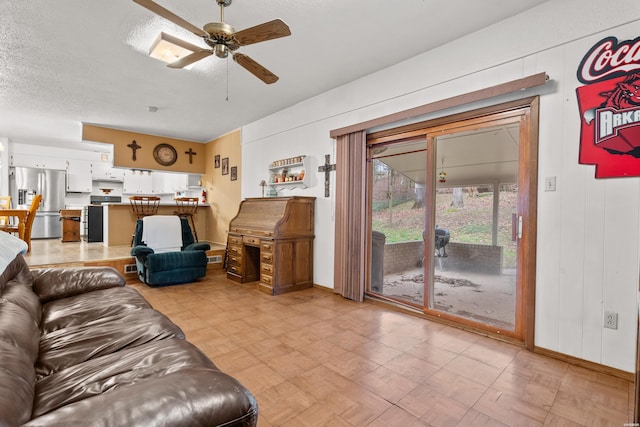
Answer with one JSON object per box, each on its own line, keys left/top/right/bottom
{"left": 153, "top": 143, "right": 178, "bottom": 166}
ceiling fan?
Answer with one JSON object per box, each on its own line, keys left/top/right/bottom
{"left": 133, "top": 0, "right": 291, "bottom": 84}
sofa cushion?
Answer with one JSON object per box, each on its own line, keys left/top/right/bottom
{"left": 0, "top": 345, "right": 36, "bottom": 426}
{"left": 37, "top": 309, "right": 185, "bottom": 378}
{"left": 31, "top": 338, "right": 258, "bottom": 426}
{"left": 40, "top": 286, "right": 152, "bottom": 334}
{"left": 32, "top": 266, "right": 125, "bottom": 303}
{"left": 0, "top": 255, "right": 40, "bottom": 426}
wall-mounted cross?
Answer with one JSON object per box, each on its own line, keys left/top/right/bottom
{"left": 127, "top": 140, "right": 141, "bottom": 161}
{"left": 317, "top": 154, "right": 336, "bottom": 197}
{"left": 185, "top": 148, "right": 197, "bottom": 164}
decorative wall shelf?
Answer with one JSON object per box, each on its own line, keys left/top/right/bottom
{"left": 268, "top": 156, "right": 310, "bottom": 191}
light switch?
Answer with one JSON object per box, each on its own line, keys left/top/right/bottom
{"left": 544, "top": 176, "right": 556, "bottom": 192}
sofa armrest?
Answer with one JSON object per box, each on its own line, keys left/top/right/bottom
{"left": 32, "top": 267, "right": 126, "bottom": 304}
{"left": 131, "top": 245, "right": 154, "bottom": 263}
{"left": 184, "top": 242, "right": 211, "bottom": 252}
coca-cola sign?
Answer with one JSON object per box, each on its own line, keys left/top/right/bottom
{"left": 578, "top": 36, "right": 640, "bottom": 83}
{"left": 576, "top": 36, "right": 640, "bottom": 178}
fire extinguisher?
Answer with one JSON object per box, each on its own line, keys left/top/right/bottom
{"left": 201, "top": 189, "right": 207, "bottom": 204}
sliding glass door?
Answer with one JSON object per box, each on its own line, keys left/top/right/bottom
{"left": 369, "top": 138, "right": 427, "bottom": 308}
{"left": 429, "top": 122, "right": 519, "bottom": 331}
{"left": 367, "top": 103, "right": 537, "bottom": 343}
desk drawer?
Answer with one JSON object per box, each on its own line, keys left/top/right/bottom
{"left": 261, "top": 252, "right": 273, "bottom": 263}
{"left": 243, "top": 236, "right": 261, "bottom": 246}
{"left": 261, "top": 274, "right": 273, "bottom": 285}
{"left": 261, "top": 241, "right": 274, "bottom": 252}
{"left": 227, "top": 264, "right": 242, "bottom": 276}
{"left": 227, "top": 244, "right": 242, "bottom": 256}
{"left": 228, "top": 234, "right": 242, "bottom": 245}
{"left": 261, "top": 263, "right": 273, "bottom": 274}
{"left": 231, "top": 228, "right": 274, "bottom": 237}
{"left": 228, "top": 254, "right": 242, "bottom": 265}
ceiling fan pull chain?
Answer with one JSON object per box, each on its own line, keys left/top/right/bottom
{"left": 226, "top": 55, "right": 230, "bottom": 101}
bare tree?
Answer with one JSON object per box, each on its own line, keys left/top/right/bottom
{"left": 451, "top": 187, "right": 464, "bottom": 208}
{"left": 413, "top": 183, "right": 425, "bottom": 208}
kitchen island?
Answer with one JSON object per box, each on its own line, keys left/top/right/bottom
{"left": 102, "top": 202, "right": 210, "bottom": 246}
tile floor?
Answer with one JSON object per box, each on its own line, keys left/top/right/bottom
{"left": 130, "top": 274, "right": 634, "bottom": 426}
{"left": 23, "top": 238, "right": 225, "bottom": 266}
{"left": 24, "top": 238, "right": 635, "bottom": 426}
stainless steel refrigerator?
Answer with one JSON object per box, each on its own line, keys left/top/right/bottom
{"left": 9, "top": 167, "right": 66, "bottom": 239}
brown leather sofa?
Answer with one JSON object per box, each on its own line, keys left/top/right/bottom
{"left": 0, "top": 253, "right": 258, "bottom": 426}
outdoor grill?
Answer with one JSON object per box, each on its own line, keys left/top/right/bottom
{"left": 422, "top": 227, "right": 451, "bottom": 257}
{"left": 434, "top": 227, "right": 450, "bottom": 257}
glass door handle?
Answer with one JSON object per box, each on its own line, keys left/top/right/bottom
{"left": 518, "top": 215, "right": 523, "bottom": 239}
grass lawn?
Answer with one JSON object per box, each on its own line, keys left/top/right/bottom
{"left": 372, "top": 189, "right": 517, "bottom": 267}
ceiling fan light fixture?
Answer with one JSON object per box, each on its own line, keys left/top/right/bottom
{"left": 149, "top": 32, "right": 197, "bottom": 64}
{"left": 214, "top": 44, "right": 228, "bottom": 58}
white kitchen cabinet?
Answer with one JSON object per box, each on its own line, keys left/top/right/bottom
{"left": 10, "top": 153, "right": 67, "bottom": 170}
{"left": 152, "top": 172, "right": 165, "bottom": 193}
{"left": 122, "top": 171, "right": 190, "bottom": 194}
{"left": 123, "top": 170, "right": 154, "bottom": 194}
{"left": 66, "top": 159, "right": 92, "bottom": 193}
{"left": 162, "top": 173, "right": 188, "bottom": 193}
{"left": 91, "top": 162, "right": 124, "bottom": 182}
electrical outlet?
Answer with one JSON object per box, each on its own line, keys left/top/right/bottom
{"left": 604, "top": 310, "right": 618, "bottom": 330}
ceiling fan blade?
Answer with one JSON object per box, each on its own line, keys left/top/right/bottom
{"left": 234, "top": 19, "right": 291, "bottom": 46}
{"left": 168, "top": 50, "right": 212, "bottom": 68}
{"left": 158, "top": 33, "right": 205, "bottom": 53}
{"left": 133, "top": 0, "right": 207, "bottom": 37}
{"left": 233, "top": 53, "right": 279, "bottom": 84}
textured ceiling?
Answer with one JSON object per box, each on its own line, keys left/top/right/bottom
{"left": 0, "top": 0, "right": 548, "bottom": 149}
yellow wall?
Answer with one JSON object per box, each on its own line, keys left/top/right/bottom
{"left": 82, "top": 123, "right": 242, "bottom": 245}
{"left": 83, "top": 124, "right": 206, "bottom": 173}
{"left": 203, "top": 129, "right": 242, "bottom": 244}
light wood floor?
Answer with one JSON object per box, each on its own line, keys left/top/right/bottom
{"left": 25, "top": 238, "right": 635, "bottom": 425}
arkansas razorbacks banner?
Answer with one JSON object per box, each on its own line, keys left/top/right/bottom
{"left": 576, "top": 36, "right": 640, "bottom": 178}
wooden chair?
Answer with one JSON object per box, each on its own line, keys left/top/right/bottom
{"left": 0, "top": 196, "right": 10, "bottom": 226}
{"left": 174, "top": 197, "right": 199, "bottom": 242}
{"left": 129, "top": 196, "right": 160, "bottom": 246}
{"left": 129, "top": 196, "right": 160, "bottom": 219}
{"left": 0, "top": 194, "right": 42, "bottom": 253}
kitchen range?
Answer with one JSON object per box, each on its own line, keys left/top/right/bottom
{"left": 87, "top": 195, "right": 121, "bottom": 242}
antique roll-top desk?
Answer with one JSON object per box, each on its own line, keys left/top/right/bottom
{"left": 226, "top": 196, "right": 315, "bottom": 295}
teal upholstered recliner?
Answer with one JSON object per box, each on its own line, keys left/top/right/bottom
{"left": 131, "top": 216, "right": 210, "bottom": 286}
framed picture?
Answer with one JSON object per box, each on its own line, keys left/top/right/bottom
{"left": 214, "top": 155, "right": 220, "bottom": 168}
{"left": 221, "top": 157, "right": 229, "bottom": 175}
{"left": 230, "top": 166, "right": 237, "bottom": 181}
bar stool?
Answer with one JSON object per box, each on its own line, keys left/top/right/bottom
{"left": 174, "top": 197, "right": 199, "bottom": 242}
{"left": 129, "top": 196, "right": 160, "bottom": 245}
{"left": 0, "top": 196, "right": 10, "bottom": 226}
{"left": 129, "top": 196, "right": 160, "bottom": 218}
